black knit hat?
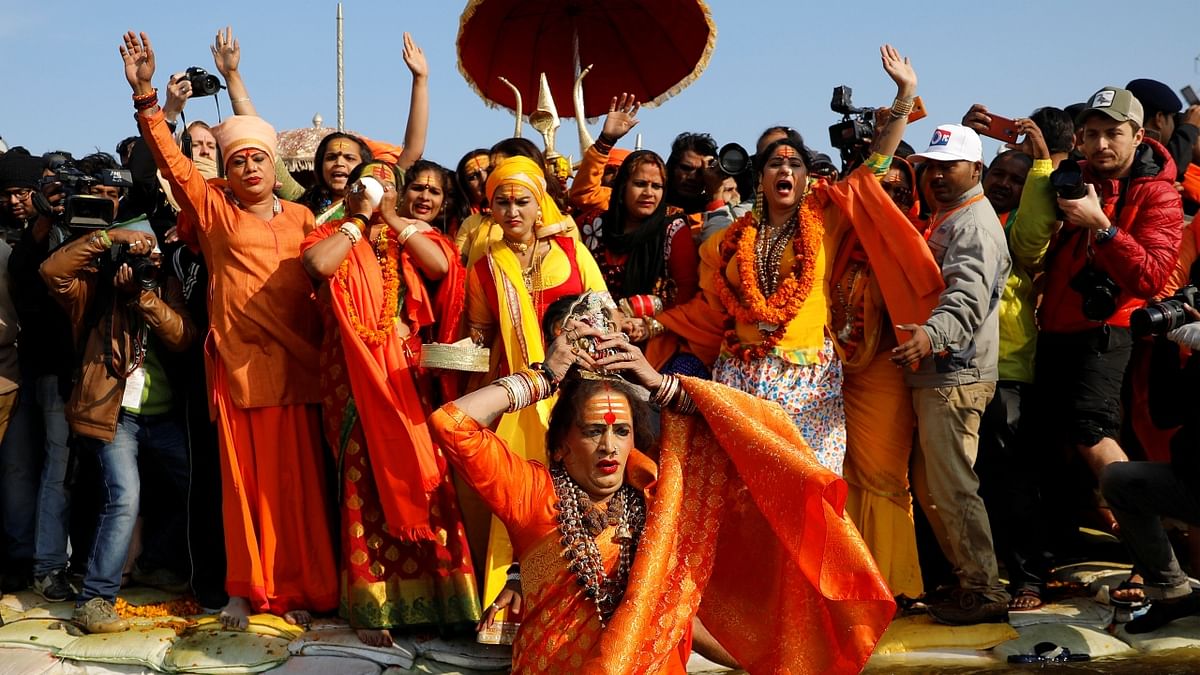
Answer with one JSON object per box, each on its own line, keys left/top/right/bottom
{"left": 0, "top": 153, "right": 46, "bottom": 190}
{"left": 1126, "top": 79, "right": 1183, "bottom": 116}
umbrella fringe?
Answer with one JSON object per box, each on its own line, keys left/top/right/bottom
{"left": 641, "top": 0, "right": 718, "bottom": 111}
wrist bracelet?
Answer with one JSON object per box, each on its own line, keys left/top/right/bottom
{"left": 644, "top": 317, "right": 666, "bottom": 339}
{"left": 92, "top": 229, "right": 113, "bottom": 249}
{"left": 528, "top": 361, "right": 561, "bottom": 393}
{"left": 397, "top": 223, "right": 420, "bottom": 246}
{"left": 593, "top": 136, "right": 615, "bottom": 154}
{"left": 338, "top": 222, "right": 362, "bottom": 246}
{"left": 890, "top": 97, "right": 914, "bottom": 120}
{"left": 506, "top": 571, "right": 521, "bottom": 583}
{"left": 229, "top": 97, "right": 251, "bottom": 104}
{"left": 349, "top": 213, "right": 370, "bottom": 231}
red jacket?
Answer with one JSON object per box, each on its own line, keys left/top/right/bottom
{"left": 1039, "top": 138, "right": 1184, "bottom": 333}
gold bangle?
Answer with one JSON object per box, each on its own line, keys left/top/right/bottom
{"left": 397, "top": 224, "right": 420, "bottom": 246}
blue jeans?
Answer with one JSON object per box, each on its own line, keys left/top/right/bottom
{"left": 0, "top": 387, "right": 32, "bottom": 564}
{"left": 78, "top": 411, "right": 189, "bottom": 603}
{"left": 30, "top": 375, "right": 72, "bottom": 577}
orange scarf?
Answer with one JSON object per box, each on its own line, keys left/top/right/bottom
{"left": 322, "top": 225, "right": 465, "bottom": 540}
{"left": 822, "top": 165, "right": 945, "bottom": 344}
{"left": 583, "top": 377, "right": 895, "bottom": 674}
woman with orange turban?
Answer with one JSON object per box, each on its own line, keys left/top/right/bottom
{"left": 122, "top": 31, "right": 336, "bottom": 629}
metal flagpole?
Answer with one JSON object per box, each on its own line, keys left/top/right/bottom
{"left": 337, "top": 3, "right": 345, "bottom": 132}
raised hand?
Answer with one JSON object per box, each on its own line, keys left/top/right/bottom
{"left": 879, "top": 44, "right": 916, "bottom": 98}
{"left": 163, "top": 73, "right": 192, "bottom": 120}
{"left": 600, "top": 93, "right": 640, "bottom": 142}
{"left": 211, "top": 26, "right": 241, "bottom": 77}
{"left": 1013, "top": 118, "right": 1050, "bottom": 160}
{"left": 402, "top": 32, "right": 428, "bottom": 79}
{"left": 961, "top": 103, "right": 992, "bottom": 135}
{"left": 120, "top": 31, "right": 156, "bottom": 94}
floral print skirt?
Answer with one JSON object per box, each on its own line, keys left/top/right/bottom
{"left": 713, "top": 339, "right": 846, "bottom": 475}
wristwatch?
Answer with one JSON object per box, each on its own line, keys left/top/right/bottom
{"left": 1094, "top": 225, "right": 1117, "bottom": 243}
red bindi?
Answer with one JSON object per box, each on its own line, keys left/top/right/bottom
{"left": 604, "top": 411, "right": 617, "bottom": 425}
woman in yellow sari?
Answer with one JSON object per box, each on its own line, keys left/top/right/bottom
{"left": 462, "top": 156, "right": 606, "bottom": 627}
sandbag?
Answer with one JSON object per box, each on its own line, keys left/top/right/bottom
{"left": 1007, "top": 597, "right": 1114, "bottom": 629}
{"left": 992, "top": 623, "right": 1135, "bottom": 660}
{"left": 872, "top": 614, "right": 1018, "bottom": 655}
{"left": 54, "top": 621, "right": 179, "bottom": 670}
{"left": 163, "top": 629, "right": 291, "bottom": 674}
{"left": 288, "top": 627, "right": 416, "bottom": 670}
{"left": 1116, "top": 614, "right": 1200, "bottom": 653}
{"left": 0, "top": 618, "right": 83, "bottom": 652}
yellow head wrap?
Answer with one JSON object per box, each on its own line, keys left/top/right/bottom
{"left": 485, "top": 156, "right": 568, "bottom": 237}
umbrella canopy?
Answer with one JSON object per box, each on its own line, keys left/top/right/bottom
{"left": 456, "top": 0, "right": 716, "bottom": 119}
{"left": 276, "top": 113, "right": 363, "bottom": 172}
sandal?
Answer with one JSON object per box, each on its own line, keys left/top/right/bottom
{"left": 1009, "top": 586, "right": 1044, "bottom": 612}
{"left": 1109, "top": 579, "right": 1148, "bottom": 609}
{"left": 1126, "top": 592, "right": 1200, "bottom": 634}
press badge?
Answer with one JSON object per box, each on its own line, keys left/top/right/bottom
{"left": 121, "top": 367, "right": 145, "bottom": 409}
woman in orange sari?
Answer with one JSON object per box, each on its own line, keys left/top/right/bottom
{"left": 831, "top": 156, "right": 926, "bottom": 600}
{"left": 301, "top": 161, "right": 481, "bottom": 644}
{"left": 430, "top": 317, "right": 895, "bottom": 673}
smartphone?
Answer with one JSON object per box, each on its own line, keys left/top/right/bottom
{"left": 1182, "top": 85, "right": 1200, "bottom": 107}
{"left": 981, "top": 113, "right": 1020, "bottom": 143}
{"left": 907, "top": 96, "right": 927, "bottom": 123}
{"left": 881, "top": 96, "right": 927, "bottom": 123}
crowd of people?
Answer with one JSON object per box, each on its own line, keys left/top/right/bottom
{"left": 1, "top": 23, "right": 1200, "bottom": 674}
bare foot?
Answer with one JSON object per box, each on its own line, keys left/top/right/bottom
{"left": 283, "top": 609, "right": 312, "bottom": 626}
{"left": 219, "top": 596, "right": 251, "bottom": 631}
{"left": 356, "top": 628, "right": 394, "bottom": 647}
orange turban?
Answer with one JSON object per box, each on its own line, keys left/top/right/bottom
{"left": 211, "top": 115, "right": 277, "bottom": 168}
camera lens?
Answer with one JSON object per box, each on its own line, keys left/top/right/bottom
{"left": 717, "top": 143, "right": 749, "bottom": 176}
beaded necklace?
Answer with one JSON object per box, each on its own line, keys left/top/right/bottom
{"left": 754, "top": 212, "right": 799, "bottom": 296}
{"left": 550, "top": 463, "right": 646, "bottom": 625}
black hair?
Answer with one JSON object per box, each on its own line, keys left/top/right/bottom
{"left": 453, "top": 148, "right": 490, "bottom": 220}
{"left": 895, "top": 140, "right": 915, "bottom": 158}
{"left": 489, "top": 137, "right": 568, "bottom": 210}
{"left": 754, "top": 137, "right": 810, "bottom": 175}
{"left": 755, "top": 126, "right": 804, "bottom": 153}
{"left": 401, "top": 159, "right": 456, "bottom": 233}
{"left": 546, "top": 377, "right": 656, "bottom": 461}
{"left": 1029, "top": 107, "right": 1075, "bottom": 155}
{"left": 542, "top": 294, "right": 580, "bottom": 342}
{"left": 298, "top": 132, "right": 373, "bottom": 214}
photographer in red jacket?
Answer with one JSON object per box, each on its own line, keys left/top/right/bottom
{"left": 1035, "top": 87, "right": 1184, "bottom": 491}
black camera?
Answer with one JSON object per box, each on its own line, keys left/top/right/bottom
{"left": 1049, "top": 160, "right": 1087, "bottom": 200}
{"left": 185, "top": 66, "right": 222, "bottom": 98}
{"left": 828, "top": 86, "right": 877, "bottom": 167}
{"left": 104, "top": 241, "right": 159, "bottom": 291}
{"left": 1070, "top": 265, "right": 1121, "bottom": 322}
{"left": 39, "top": 164, "right": 134, "bottom": 229}
{"left": 1131, "top": 285, "right": 1200, "bottom": 337}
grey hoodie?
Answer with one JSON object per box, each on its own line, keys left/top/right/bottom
{"left": 906, "top": 183, "right": 1011, "bottom": 388}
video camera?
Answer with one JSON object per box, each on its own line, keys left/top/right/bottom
{"left": 39, "top": 163, "right": 134, "bottom": 229}
{"left": 828, "top": 86, "right": 876, "bottom": 166}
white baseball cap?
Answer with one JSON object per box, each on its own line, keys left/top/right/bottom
{"left": 910, "top": 124, "right": 983, "bottom": 163}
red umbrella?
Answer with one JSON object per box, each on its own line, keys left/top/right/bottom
{"left": 456, "top": 0, "right": 716, "bottom": 119}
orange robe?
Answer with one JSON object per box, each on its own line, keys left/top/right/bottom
{"left": 141, "top": 109, "right": 337, "bottom": 613}
{"left": 430, "top": 377, "right": 895, "bottom": 675}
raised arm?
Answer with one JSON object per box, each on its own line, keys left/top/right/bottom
{"left": 395, "top": 33, "right": 429, "bottom": 170}
{"left": 212, "top": 26, "right": 256, "bottom": 116}
{"left": 569, "top": 94, "right": 640, "bottom": 212}
{"left": 868, "top": 44, "right": 918, "bottom": 163}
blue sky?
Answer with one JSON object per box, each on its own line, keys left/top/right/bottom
{"left": 3, "top": 1, "right": 1199, "bottom": 166}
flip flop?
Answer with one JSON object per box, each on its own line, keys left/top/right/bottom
{"left": 1109, "top": 580, "right": 1149, "bottom": 609}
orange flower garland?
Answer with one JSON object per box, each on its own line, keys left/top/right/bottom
{"left": 336, "top": 223, "right": 401, "bottom": 347}
{"left": 714, "top": 193, "right": 824, "bottom": 362}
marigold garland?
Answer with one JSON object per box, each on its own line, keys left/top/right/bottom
{"left": 714, "top": 194, "right": 824, "bottom": 362}
{"left": 336, "top": 223, "right": 401, "bottom": 347}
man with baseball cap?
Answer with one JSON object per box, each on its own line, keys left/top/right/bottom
{"left": 1028, "top": 86, "right": 1183, "bottom": 555}
{"left": 892, "top": 124, "right": 1013, "bottom": 624}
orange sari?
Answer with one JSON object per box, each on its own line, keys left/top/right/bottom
{"left": 430, "top": 377, "right": 894, "bottom": 674}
